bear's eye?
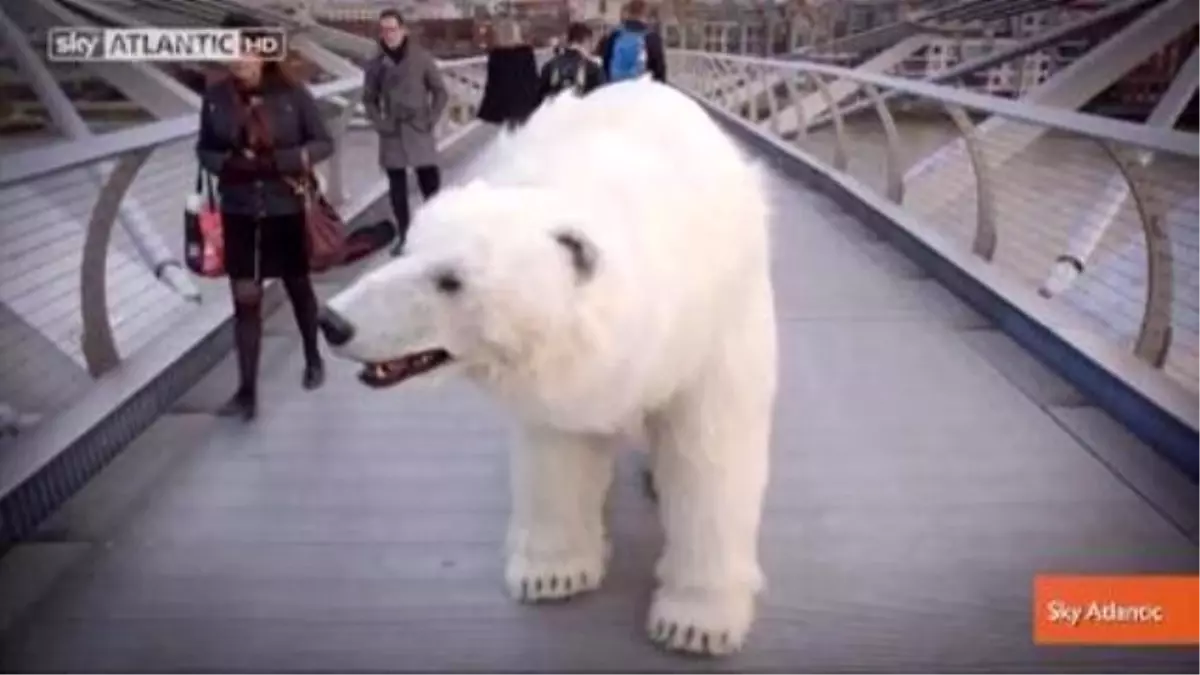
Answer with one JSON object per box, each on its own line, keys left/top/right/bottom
{"left": 433, "top": 270, "right": 463, "bottom": 295}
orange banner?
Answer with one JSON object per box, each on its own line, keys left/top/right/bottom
{"left": 1033, "top": 575, "right": 1199, "bottom": 646}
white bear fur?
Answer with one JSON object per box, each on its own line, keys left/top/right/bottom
{"left": 325, "top": 80, "right": 778, "bottom": 656}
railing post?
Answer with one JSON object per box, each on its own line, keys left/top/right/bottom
{"left": 710, "top": 57, "right": 733, "bottom": 110}
{"left": 444, "top": 72, "right": 465, "bottom": 124}
{"left": 764, "top": 65, "right": 783, "bottom": 137}
{"left": 327, "top": 89, "right": 360, "bottom": 208}
{"left": 1095, "top": 142, "right": 1175, "bottom": 367}
{"left": 703, "top": 56, "right": 721, "bottom": 100}
{"left": 784, "top": 74, "right": 809, "bottom": 142}
{"left": 686, "top": 54, "right": 700, "bottom": 90}
{"left": 863, "top": 83, "right": 904, "bottom": 204}
{"left": 80, "top": 147, "right": 155, "bottom": 377}
{"left": 942, "top": 103, "right": 997, "bottom": 261}
{"left": 807, "top": 72, "right": 848, "bottom": 172}
{"left": 736, "top": 61, "right": 757, "bottom": 120}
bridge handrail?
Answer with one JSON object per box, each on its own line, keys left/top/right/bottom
{"left": 668, "top": 49, "right": 1199, "bottom": 472}
{"left": 0, "top": 57, "right": 489, "bottom": 189}
{"left": 667, "top": 49, "right": 1199, "bottom": 159}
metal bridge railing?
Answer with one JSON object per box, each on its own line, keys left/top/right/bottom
{"left": 0, "top": 58, "right": 487, "bottom": 435}
{"left": 668, "top": 49, "right": 1200, "bottom": 402}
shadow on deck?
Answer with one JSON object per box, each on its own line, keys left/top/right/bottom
{"left": 0, "top": 130, "right": 1196, "bottom": 673}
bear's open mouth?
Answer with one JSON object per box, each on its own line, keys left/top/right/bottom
{"left": 358, "top": 349, "right": 453, "bottom": 388}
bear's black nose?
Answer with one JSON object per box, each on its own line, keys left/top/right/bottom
{"left": 317, "top": 306, "right": 355, "bottom": 347}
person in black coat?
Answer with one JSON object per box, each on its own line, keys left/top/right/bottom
{"left": 195, "top": 13, "right": 333, "bottom": 420}
{"left": 537, "top": 22, "right": 606, "bottom": 106}
{"left": 476, "top": 20, "right": 541, "bottom": 131}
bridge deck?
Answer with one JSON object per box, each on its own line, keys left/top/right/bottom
{"left": 0, "top": 134, "right": 1196, "bottom": 673}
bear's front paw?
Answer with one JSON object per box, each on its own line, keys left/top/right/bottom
{"left": 505, "top": 549, "right": 607, "bottom": 603}
{"left": 646, "top": 586, "right": 756, "bottom": 657}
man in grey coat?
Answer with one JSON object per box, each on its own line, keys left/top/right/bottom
{"left": 363, "top": 9, "right": 449, "bottom": 255}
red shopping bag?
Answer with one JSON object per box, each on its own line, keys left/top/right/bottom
{"left": 184, "top": 168, "right": 225, "bottom": 277}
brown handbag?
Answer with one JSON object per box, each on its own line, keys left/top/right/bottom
{"left": 288, "top": 151, "right": 347, "bottom": 274}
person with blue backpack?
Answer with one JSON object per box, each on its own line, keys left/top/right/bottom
{"left": 598, "top": 0, "right": 666, "bottom": 84}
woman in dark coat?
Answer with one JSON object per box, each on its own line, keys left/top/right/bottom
{"left": 476, "top": 20, "right": 541, "bottom": 131}
{"left": 195, "top": 15, "right": 333, "bottom": 420}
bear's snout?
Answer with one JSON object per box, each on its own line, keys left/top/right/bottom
{"left": 317, "top": 306, "right": 356, "bottom": 347}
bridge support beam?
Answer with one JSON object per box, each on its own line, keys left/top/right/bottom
{"left": 904, "top": 0, "right": 1199, "bottom": 214}
{"left": 1042, "top": 44, "right": 1200, "bottom": 296}
{"left": 42, "top": 0, "right": 201, "bottom": 117}
{"left": 0, "top": 1, "right": 200, "bottom": 349}
{"left": 81, "top": 149, "right": 155, "bottom": 377}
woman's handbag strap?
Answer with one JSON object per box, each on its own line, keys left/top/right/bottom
{"left": 194, "top": 165, "right": 217, "bottom": 210}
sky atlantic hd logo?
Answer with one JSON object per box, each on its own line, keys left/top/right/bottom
{"left": 46, "top": 26, "right": 105, "bottom": 61}
{"left": 47, "top": 26, "right": 287, "bottom": 62}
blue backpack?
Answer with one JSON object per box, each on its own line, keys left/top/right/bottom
{"left": 608, "top": 28, "right": 647, "bottom": 82}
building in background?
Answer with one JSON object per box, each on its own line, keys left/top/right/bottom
{"left": 306, "top": 0, "right": 578, "bottom": 52}
{"left": 299, "top": 1, "right": 486, "bottom": 56}
{"left": 574, "top": 0, "right": 624, "bottom": 25}
{"left": 1089, "top": 25, "right": 1196, "bottom": 121}
{"left": 299, "top": 1, "right": 467, "bottom": 21}
{"left": 495, "top": 0, "right": 572, "bottom": 44}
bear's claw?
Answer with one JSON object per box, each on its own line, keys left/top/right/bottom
{"left": 650, "top": 619, "right": 734, "bottom": 656}
{"left": 506, "top": 555, "right": 605, "bottom": 603}
{"left": 646, "top": 587, "right": 754, "bottom": 657}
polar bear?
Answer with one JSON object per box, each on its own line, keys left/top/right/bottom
{"left": 319, "top": 80, "right": 778, "bottom": 656}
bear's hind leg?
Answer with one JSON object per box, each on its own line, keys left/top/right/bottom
{"left": 644, "top": 285, "right": 776, "bottom": 656}
{"left": 505, "top": 425, "right": 615, "bottom": 603}
{"left": 645, "top": 382, "right": 772, "bottom": 655}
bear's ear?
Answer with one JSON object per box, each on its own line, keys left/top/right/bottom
{"left": 552, "top": 229, "right": 598, "bottom": 284}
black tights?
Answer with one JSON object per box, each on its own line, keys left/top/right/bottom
{"left": 230, "top": 275, "right": 321, "bottom": 397}
{"left": 386, "top": 165, "right": 441, "bottom": 243}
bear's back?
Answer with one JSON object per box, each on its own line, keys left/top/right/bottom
{"left": 489, "top": 80, "right": 770, "bottom": 306}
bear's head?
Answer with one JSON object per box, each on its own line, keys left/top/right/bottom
{"left": 320, "top": 179, "right": 621, "bottom": 398}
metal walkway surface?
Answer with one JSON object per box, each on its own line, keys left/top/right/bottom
{"left": 0, "top": 130, "right": 1195, "bottom": 673}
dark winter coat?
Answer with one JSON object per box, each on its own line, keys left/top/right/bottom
{"left": 476, "top": 44, "right": 541, "bottom": 125}
{"left": 362, "top": 38, "right": 450, "bottom": 169}
{"left": 537, "top": 47, "right": 606, "bottom": 105}
{"left": 196, "top": 75, "right": 333, "bottom": 216}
